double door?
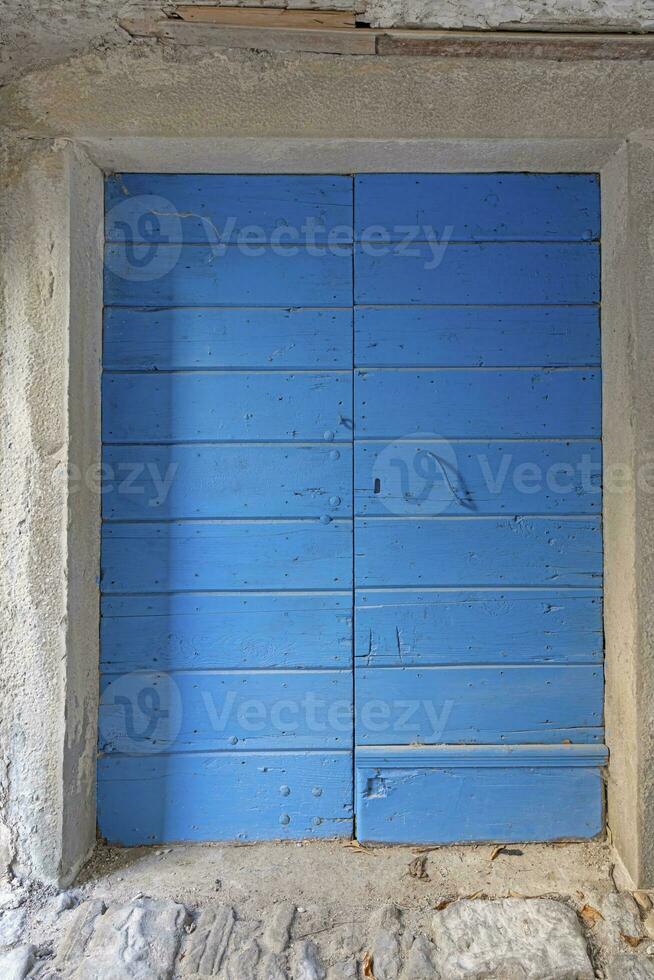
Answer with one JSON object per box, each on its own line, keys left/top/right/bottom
{"left": 98, "top": 173, "right": 605, "bottom": 845}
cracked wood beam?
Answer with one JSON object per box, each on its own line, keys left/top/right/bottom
{"left": 173, "top": 5, "right": 358, "bottom": 30}
{"left": 119, "top": 16, "right": 376, "bottom": 54}
{"left": 376, "top": 29, "right": 654, "bottom": 59}
{"left": 120, "top": 16, "right": 654, "bottom": 60}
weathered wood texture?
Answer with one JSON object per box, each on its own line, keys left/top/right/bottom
{"left": 355, "top": 306, "right": 600, "bottom": 367}
{"left": 101, "top": 593, "right": 352, "bottom": 673}
{"left": 355, "top": 748, "right": 605, "bottom": 845}
{"left": 174, "top": 7, "right": 358, "bottom": 30}
{"left": 100, "top": 172, "right": 605, "bottom": 846}
{"left": 352, "top": 173, "right": 604, "bottom": 843}
{"left": 354, "top": 173, "right": 600, "bottom": 241}
{"left": 355, "top": 589, "right": 603, "bottom": 666}
{"left": 119, "top": 16, "right": 654, "bottom": 61}
{"left": 119, "top": 16, "right": 377, "bottom": 55}
{"left": 376, "top": 30, "right": 654, "bottom": 61}
{"left": 105, "top": 174, "right": 354, "bottom": 243}
{"left": 100, "top": 176, "right": 355, "bottom": 845}
{"left": 104, "top": 308, "right": 353, "bottom": 370}
{"left": 98, "top": 751, "right": 353, "bottom": 844}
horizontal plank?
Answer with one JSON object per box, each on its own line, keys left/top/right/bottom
{"left": 175, "top": 6, "right": 358, "bottom": 29}
{"left": 105, "top": 244, "right": 352, "bottom": 307}
{"left": 356, "top": 744, "right": 608, "bottom": 768}
{"left": 105, "top": 174, "right": 353, "bottom": 244}
{"left": 102, "top": 372, "right": 353, "bottom": 443}
{"left": 355, "top": 762, "right": 603, "bottom": 844}
{"left": 355, "top": 517, "right": 602, "bottom": 587}
{"left": 99, "top": 669, "right": 352, "bottom": 753}
{"left": 101, "top": 520, "right": 352, "bottom": 592}
{"left": 355, "top": 440, "right": 600, "bottom": 516}
{"left": 97, "top": 751, "right": 353, "bottom": 844}
{"left": 356, "top": 369, "right": 600, "bottom": 438}
{"left": 354, "top": 173, "right": 599, "bottom": 242}
{"left": 102, "top": 444, "right": 352, "bottom": 519}
{"left": 103, "top": 307, "right": 353, "bottom": 370}
{"left": 355, "top": 589, "right": 602, "bottom": 666}
{"left": 355, "top": 664, "right": 603, "bottom": 744}
{"left": 120, "top": 16, "right": 377, "bottom": 55}
{"left": 101, "top": 593, "right": 352, "bottom": 672}
{"left": 354, "top": 243, "right": 599, "bottom": 304}
{"left": 376, "top": 30, "right": 654, "bottom": 62}
{"left": 354, "top": 306, "right": 600, "bottom": 367}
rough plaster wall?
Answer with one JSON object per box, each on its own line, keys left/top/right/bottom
{"left": 3, "top": 44, "right": 654, "bottom": 142}
{"left": 0, "top": 139, "right": 69, "bottom": 881}
{"left": 364, "top": 0, "right": 654, "bottom": 31}
{"left": 2, "top": 0, "right": 654, "bottom": 85}
{"left": 0, "top": 139, "right": 101, "bottom": 885}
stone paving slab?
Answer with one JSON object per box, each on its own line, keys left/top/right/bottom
{"left": 7, "top": 889, "right": 654, "bottom": 978}
{"left": 430, "top": 898, "right": 594, "bottom": 979}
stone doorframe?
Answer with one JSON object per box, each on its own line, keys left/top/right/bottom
{"left": 2, "top": 132, "right": 653, "bottom": 887}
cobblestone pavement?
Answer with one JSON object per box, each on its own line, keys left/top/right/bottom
{"left": 2, "top": 841, "right": 654, "bottom": 979}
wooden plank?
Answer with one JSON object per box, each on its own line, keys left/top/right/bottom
{"left": 98, "top": 750, "right": 353, "bottom": 844}
{"left": 376, "top": 30, "right": 654, "bottom": 61}
{"left": 105, "top": 244, "right": 352, "bottom": 307}
{"left": 101, "top": 520, "right": 352, "bottom": 592}
{"left": 355, "top": 369, "right": 600, "bottom": 439}
{"left": 119, "top": 16, "right": 377, "bottom": 55}
{"left": 174, "top": 7, "right": 357, "bottom": 29}
{"left": 355, "top": 761, "right": 603, "bottom": 844}
{"left": 102, "top": 372, "right": 353, "bottom": 443}
{"left": 355, "top": 589, "right": 603, "bottom": 666}
{"left": 354, "top": 173, "right": 599, "bottom": 242}
{"left": 355, "top": 440, "right": 601, "bottom": 516}
{"left": 99, "top": 669, "right": 352, "bottom": 753}
{"left": 105, "top": 174, "right": 353, "bottom": 244}
{"left": 355, "top": 517, "right": 602, "bottom": 587}
{"left": 356, "top": 744, "right": 608, "bottom": 768}
{"left": 101, "top": 593, "right": 352, "bottom": 673}
{"left": 354, "top": 243, "right": 599, "bottom": 304}
{"left": 103, "top": 443, "right": 352, "bottom": 520}
{"left": 356, "top": 664, "right": 603, "bottom": 744}
{"left": 104, "top": 307, "right": 353, "bottom": 371}
{"left": 354, "top": 306, "right": 600, "bottom": 367}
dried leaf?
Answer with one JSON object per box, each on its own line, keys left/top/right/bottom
{"left": 407, "top": 855, "right": 430, "bottom": 880}
{"left": 489, "top": 845, "right": 523, "bottom": 861}
{"left": 362, "top": 951, "right": 376, "bottom": 979}
{"left": 634, "top": 890, "right": 653, "bottom": 911}
{"left": 621, "top": 934, "right": 642, "bottom": 948}
{"left": 580, "top": 904, "right": 604, "bottom": 927}
{"left": 344, "top": 840, "right": 372, "bottom": 853}
{"left": 434, "top": 899, "right": 452, "bottom": 911}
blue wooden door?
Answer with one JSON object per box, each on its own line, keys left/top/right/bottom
{"left": 98, "top": 175, "right": 355, "bottom": 843}
{"left": 353, "top": 174, "right": 606, "bottom": 843}
{"left": 98, "top": 172, "right": 605, "bottom": 846}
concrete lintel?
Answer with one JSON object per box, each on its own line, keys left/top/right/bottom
{"left": 81, "top": 136, "right": 622, "bottom": 176}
